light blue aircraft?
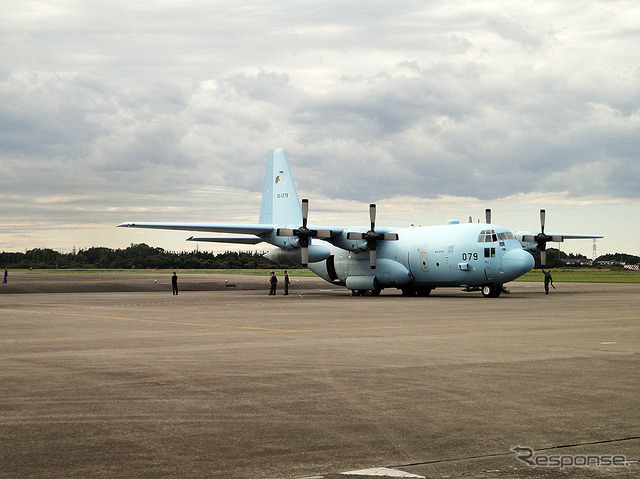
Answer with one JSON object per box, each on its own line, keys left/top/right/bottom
{"left": 118, "top": 148, "right": 602, "bottom": 297}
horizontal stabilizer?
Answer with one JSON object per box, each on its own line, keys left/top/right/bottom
{"left": 186, "top": 236, "right": 263, "bottom": 244}
{"left": 117, "top": 222, "right": 274, "bottom": 236}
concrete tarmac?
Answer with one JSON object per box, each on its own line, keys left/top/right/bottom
{"left": 1, "top": 273, "right": 638, "bottom": 478}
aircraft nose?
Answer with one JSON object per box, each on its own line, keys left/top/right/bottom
{"left": 502, "top": 248, "right": 535, "bottom": 280}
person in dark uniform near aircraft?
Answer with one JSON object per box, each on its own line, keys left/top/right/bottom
{"left": 283, "top": 270, "right": 290, "bottom": 295}
{"left": 172, "top": 271, "right": 179, "bottom": 295}
{"left": 543, "top": 269, "right": 553, "bottom": 294}
{"left": 269, "top": 271, "right": 278, "bottom": 295}
{"left": 2, "top": 268, "right": 7, "bottom": 284}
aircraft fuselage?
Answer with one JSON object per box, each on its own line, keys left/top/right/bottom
{"left": 309, "top": 222, "right": 534, "bottom": 295}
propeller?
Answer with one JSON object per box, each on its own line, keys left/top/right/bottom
{"left": 276, "top": 199, "right": 331, "bottom": 267}
{"left": 346, "top": 203, "right": 398, "bottom": 269}
{"left": 521, "top": 209, "right": 564, "bottom": 267}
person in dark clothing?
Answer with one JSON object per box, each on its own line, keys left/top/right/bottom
{"left": 269, "top": 271, "right": 277, "bottom": 295}
{"left": 543, "top": 269, "right": 553, "bottom": 294}
{"left": 2, "top": 268, "right": 7, "bottom": 284}
{"left": 283, "top": 270, "right": 290, "bottom": 295}
{"left": 172, "top": 271, "right": 178, "bottom": 295}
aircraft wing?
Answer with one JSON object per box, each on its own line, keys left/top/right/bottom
{"left": 117, "top": 222, "right": 275, "bottom": 236}
{"left": 546, "top": 233, "right": 603, "bottom": 240}
{"left": 514, "top": 231, "right": 603, "bottom": 242}
{"left": 186, "top": 236, "right": 264, "bottom": 244}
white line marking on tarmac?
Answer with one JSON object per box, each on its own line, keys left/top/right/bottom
{"left": 341, "top": 467, "right": 425, "bottom": 478}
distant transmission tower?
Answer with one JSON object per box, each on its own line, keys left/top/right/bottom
{"left": 592, "top": 238, "right": 597, "bottom": 261}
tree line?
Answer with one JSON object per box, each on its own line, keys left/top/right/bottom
{"left": 531, "top": 249, "right": 640, "bottom": 268}
{"left": 0, "top": 244, "right": 293, "bottom": 270}
{"left": 1, "top": 244, "right": 638, "bottom": 270}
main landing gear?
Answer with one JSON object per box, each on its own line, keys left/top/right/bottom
{"left": 351, "top": 288, "right": 381, "bottom": 296}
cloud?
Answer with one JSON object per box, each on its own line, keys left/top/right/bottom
{"left": 0, "top": 1, "right": 639, "bottom": 253}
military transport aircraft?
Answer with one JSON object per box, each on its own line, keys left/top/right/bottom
{"left": 118, "top": 148, "right": 602, "bottom": 297}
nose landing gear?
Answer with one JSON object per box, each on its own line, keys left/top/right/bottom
{"left": 481, "top": 283, "right": 502, "bottom": 298}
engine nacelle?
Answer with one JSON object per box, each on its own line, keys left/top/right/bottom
{"left": 263, "top": 245, "right": 331, "bottom": 265}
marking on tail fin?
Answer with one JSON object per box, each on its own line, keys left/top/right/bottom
{"left": 259, "top": 148, "right": 302, "bottom": 226}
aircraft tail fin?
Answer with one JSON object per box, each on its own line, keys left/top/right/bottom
{"left": 259, "top": 148, "right": 303, "bottom": 225}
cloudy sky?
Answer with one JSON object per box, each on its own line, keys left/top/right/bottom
{"left": 1, "top": 0, "right": 639, "bottom": 258}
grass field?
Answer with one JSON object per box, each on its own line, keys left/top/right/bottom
{"left": 514, "top": 268, "right": 640, "bottom": 283}
{"left": 9, "top": 267, "right": 640, "bottom": 282}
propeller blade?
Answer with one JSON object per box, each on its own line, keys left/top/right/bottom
{"left": 369, "top": 203, "right": 376, "bottom": 230}
{"left": 382, "top": 233, "right": 399, "bottom": 241}
{"left": 469, "top": 216, "right": 472, "bottom": 223}
{"left": 485, "top": 208, "right": 491, "bottom": 224}
{"left": 369, "top": 248, "right": 376, "bottom": 269}
{"left": 540, "top": 209, "right": 546, "bottom": 234}
{"left": 316, "top": 230, "right": 332, "bottom": 239}
{"left": 540, "top": 249, "right": 547, "bottom": 266}
{"left": 277, "top": 228, "right": 295, "bottom": 236}
{"left": 301, "top": 199, "right": 309, "bottom": 227}
{"left": 300, "top": 246, "right": 309, "bottom": 267}
{"left": 347, "top": 232, "right": 364, "bottom": 240}
{"left": 522, "top": 235, "right": 536, "bottom": 242}
{"left": 551, "top": 235, "right": 563, "bottom": 243}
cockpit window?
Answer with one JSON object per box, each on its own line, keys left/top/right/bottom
{"left": 478, "top": 229, "right": 516, "bottom": 243}
{"left": 479, "top": 229, "right": 496, "bottom": 242}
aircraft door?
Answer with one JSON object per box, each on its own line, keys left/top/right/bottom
{"left": 484, "top": 265, "right": 493, "bottom": 281}
{"left": 483, "top": 245, "right": 496, "bottom": 282}
{"left": 420, "top": 251, "right": 429, "bottom": 272}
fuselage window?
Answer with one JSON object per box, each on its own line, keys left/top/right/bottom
{"left": 484, "top": 247, "right": 496, "bottom": 258}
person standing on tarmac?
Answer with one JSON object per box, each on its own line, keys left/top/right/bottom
{"left": 283, "top": 270, "right": 290, "bottom": 295}
{"left": 269, "top": 271, "right": 278, "bottom": 295}
{"left": 172, "top": 271, "right": 179, "bottom": 295}
{"left": 543, "top": 269, "right": 553, "bottom": 295}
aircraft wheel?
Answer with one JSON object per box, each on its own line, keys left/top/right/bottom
{"left": 369, "top": 288, "right": 381, "bottom": 296}
{"left": 401, "top": 287, "right": 417, "bottom": 296}
{"left": 416, "top": 288, "right": 432, "bottom": 297}
{"left": 351, "top": 289, "right": 361, "bottom": 296}
{"left": 481, "top": 284, "right": 501, "bottom": 298}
